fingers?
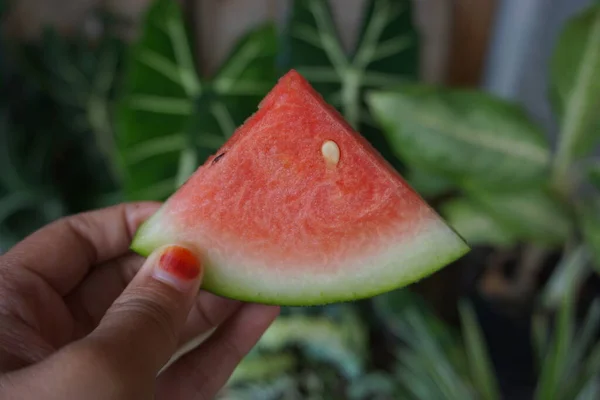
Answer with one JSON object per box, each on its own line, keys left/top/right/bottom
{"left": 66, "top": 255, "right": 242, "bottom": 343}
{"left": 178, "top": 292, "right": 242, "bottom": 346}
{"left": 157, "top": 303, "right": 280, "bottom": 400}
{"left": 65, "top": 253, "right": 145, "bottom": 338}
{"left": 86, "top": 245, "right": 203, "bottom": 379}
{"left": 2, "top": 202, "right": 161, "bottom": 295}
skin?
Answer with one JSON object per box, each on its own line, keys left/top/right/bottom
{"left": 0, "top": 202, "right": 280, "bottom": 399}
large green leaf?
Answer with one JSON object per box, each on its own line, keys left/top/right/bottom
{"left": 551, "top": 4, "right": 600, "bottom": 186}
{"left": 117, "top": 0, "right": 277, "bottom": 200}
{"left": 117, "top": 0, "right": 200, "bottom": 200}
{"left": 465, "top": 186, "right": 572, "bottom": 246}
{"left": 441, "top": 198, "right": 516, "bottom": 247}
{"left": 368, "top": 86, "right": 551, "bottom": 189}
{"left": 283, "top": 0, "right": 418, "bottom": 168}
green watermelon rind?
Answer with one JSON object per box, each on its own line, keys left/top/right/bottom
{"left": 131, "top": 214, "right": 470, "bottom": 306}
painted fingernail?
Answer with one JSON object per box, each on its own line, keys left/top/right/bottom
{"left": 152, "top": 245, "right": 202, "bottom": 292}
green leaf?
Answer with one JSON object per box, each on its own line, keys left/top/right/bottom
{"left": 465, "top": 186, "right": 572, "bottom": 246}
{"left": 538, "top": 265, "right": 600, "bottom": 400}
{"left": 565, "top": 300, "right": 600, "bottom": 390}
{"left": 283, "top": 0, "right": 418, "bottom": 168}
{"left": 117, "top": 0, "right": 200, "bottom": 200}
{"left": 532, "top": 312, "right": 550, "bottom": 368}
{"left": 374, "top": 291, "right": 474, "bottom": 399}
{"left": 228, "top": 353, "right": 297, "bottom": 386}
{"left": 396, "top": 362, "right": 448, "bottom": 400}
{"left": 256, "top": 306, "right": 368, "bottom": 379}
{"left": 372, "top": 288, "right": 446, "bottom": 339}
{"left": 577, "top": 341, "right": 600, "bottom": 397}
{"left": 458, "top": 301, "right": 500, "bottom": 400}
{"left": 117, "top": 0, "right": 277, "bottom": 201}
{"left": 579, "top": 199, "right": 600, "bottom": 272}
{"left": 194, "top": 21, "right": 278, "bottom": 157}
{"left": 441, "top": 198, "right": 516, "bottom": 247}
{"left": 394, "top": 308, "right": 473, "bottom": 400}
{"left": 368, "top": 86, "right": 551, "bottom": 189}
{"left": 536, "top": 247, "right": 586, "bottom": 400}
{"left": 551, "top": 4, "right": 600, "bottom": 186}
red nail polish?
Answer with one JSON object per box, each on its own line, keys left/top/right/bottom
{"left": 158, "top": 246, "right": 201, "bottom": 280}
{"left": 153, "top": 246, "right": 202, "bottom": 292}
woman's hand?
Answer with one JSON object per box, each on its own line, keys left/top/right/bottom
{"left": 0, "top": 202, "right": 279, "bottom": 399}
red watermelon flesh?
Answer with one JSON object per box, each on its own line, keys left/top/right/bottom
{"left": 131, "top": 70, "right": 469, "bottom": 305}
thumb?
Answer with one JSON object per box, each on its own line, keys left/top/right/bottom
{"left": 88, "top": 244, "right": 203, "bottom": 377}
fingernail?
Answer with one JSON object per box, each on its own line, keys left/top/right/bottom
{"left": 152, "top": 245, "right": 202, "bottom": 292}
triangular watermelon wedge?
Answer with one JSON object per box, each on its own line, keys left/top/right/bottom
{"left": 131, "top": 70, "right": 469, "bottom": 305}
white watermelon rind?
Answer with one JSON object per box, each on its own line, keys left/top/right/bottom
{"left": 131, "top": 212, "right": 469, "bottom": 306}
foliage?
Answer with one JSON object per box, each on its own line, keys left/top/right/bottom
{"left": 534, "top": 248, "right": 600, "bottom": 400}
{"left": 117, "top": 0, "right": 278, "bottom": 200}
{"left": 368, "top": 87, "right": 551, "bottom": 189}
{"left": 0, "top": 8, "right": 125, "bottom": 250}
{"left": 282, "top": 0, "right": 418, "bottom": 170}
{"left": 0, "top": 0, "right": 599, "bottom": 398}
{"left": 549, "top": 4, "right": 600, "bottom": 190}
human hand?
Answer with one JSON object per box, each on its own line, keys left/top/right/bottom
{"left": 0, "top": 203, "right": 280, "bottom": 399}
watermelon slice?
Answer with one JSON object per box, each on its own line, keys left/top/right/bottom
{"left": 131, "top": 70, "right": 469, "bottom": 305}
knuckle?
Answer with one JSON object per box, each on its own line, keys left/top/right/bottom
{"left": 62, "top": 215, "right": 99, "bottom": 262}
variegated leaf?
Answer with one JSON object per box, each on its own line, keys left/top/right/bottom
{"left": 465, "top": 186, "right": 572, "bottom": 246}
{"left": 551, "top": 4, "right": 600, "bottom": 186}
{"left": 284, "top": 0, "right": 418, "bottom": 168}
{"left": 441, "top": 198, "right": 516, "bottom": 247}
{"left": 117, "top": 0, "right": 200, "bottom": 200}
{"left": 368, "top": 86, "right": 551, "bottom": 189}
{"left": 117, "top": 0, "right": 277, "bottom": 201}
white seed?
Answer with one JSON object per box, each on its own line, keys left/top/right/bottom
{"left": 321, "top": 140, "right": 340, "bottom": 165}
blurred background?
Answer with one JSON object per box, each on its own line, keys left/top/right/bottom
{"left": 1, "top": 0, "right": 600, "bottom": 399}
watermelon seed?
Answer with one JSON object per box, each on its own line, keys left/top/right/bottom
{"left": 212, "top": 152, "right": 226, "bottom": 165}
{"left": 321, "top": 140, "right": 340, "bottom": 166}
